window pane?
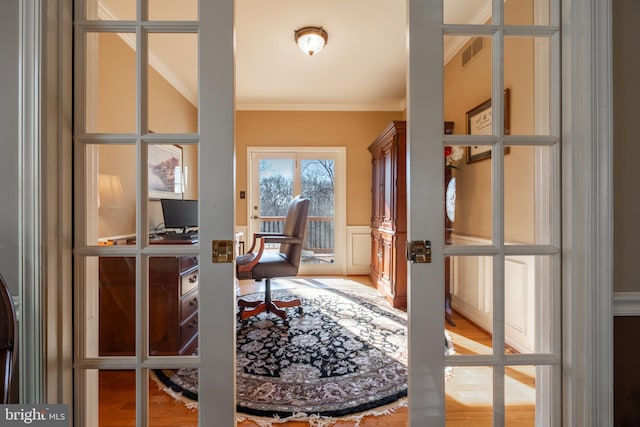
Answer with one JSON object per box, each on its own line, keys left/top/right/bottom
{"left": 504, "top": 365, "right": 539, "bottom": 426}
{"left": 258, "top": 158, "right": 294, "bottom": 218}
{"left": 505, "top": 0, "right": 550, "bottom": 26}
{"left": 147, "top": 33, "right": 199, "bottom": 133}
{"left": 148, "top": 143, "right": 199, "bottom": 234}
{"left": 80, "top": 256, "right": 100, "bottom": 358}
{"left": 98, "top": 370, "right": 136, "bottom": 425}
{"left": 98, "top": 256, "right": 136, "bottom": 356}
{"left": 446, "top": 366, "right": 493, "bottom": 425}
{"left": 504, "top": 37, "right": 553, "bottom": 136}
{"left": 86, "top": 33, "right": 137, "bottom": 133}
{"left": 444, "top": 36, "right": 493, "bottom": 130}
{"left": 148, "top": 256, "right": 199, "bottom": 356}
{"left": 447, "top": 256, "right": 494, "bottom": 355}
{"left": 445, "top": 146, "right": 493, "bottom": 245}
{"left": 85, "top": 144, "right": 137, "bottom": 246}
{"left": 149, "top": 368, "right": 199, "bottom": 424}
{"left": 444, "top": 0, "right": 550, "bottom": 26}
{"left": 301, "top": 159, "right": 335, "bottom": 265}
{"left": 149, "top": 0, "right": 198, "bottom": 21}
{"left": 444, "top": 0, "right": 492, "bottom": 25}
{"left": 147, "top": 144, "right": 186, "bottom": 202}
{"left": 505, "top": 145, "right": 555, "bottom": 245}
{"left": 504, "top": 255, "right": 558, "bottom": 354}
{"left": 86, "top": 0, "right": 135, "bottom": 20}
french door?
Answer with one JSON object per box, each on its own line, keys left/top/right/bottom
{"left": 409, "top": 0, "right": 562, "bottom": 424}
{"left": 73, "top": 0, "right": 235, "bottom": 426}
{"left": 247, "top": 148, "right": 346, "bottom": 275}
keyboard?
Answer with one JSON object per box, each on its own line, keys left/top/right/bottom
{"left": 151, "top": 232, "right": 198, "bottom": 242}
{"left": 171, "top": 233, "right": 198, "bottom": 241}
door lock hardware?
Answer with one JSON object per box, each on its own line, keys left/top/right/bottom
{"left": 407, "top": 240, "right": 432, "bottom": 263}
{"left": 212, "top": 240, "right": 235, "bottom": 263}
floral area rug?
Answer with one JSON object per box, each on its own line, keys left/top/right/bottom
{"left": 152, "top": 281, "right": 453, "bottom": 425}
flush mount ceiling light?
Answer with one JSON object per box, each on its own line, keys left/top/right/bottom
{"left": 294, "top": 26, "right": 328, "bottom": 56}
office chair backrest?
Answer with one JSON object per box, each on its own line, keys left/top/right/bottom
{"left": 0, "top": 274, "right": 17, "bottom": 404}
{"left": 279, "top": 195, "right": 310, "bottom": 267}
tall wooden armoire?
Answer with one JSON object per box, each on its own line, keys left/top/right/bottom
{"left": 368, "top": 121, "right": 407, "bottom": 309}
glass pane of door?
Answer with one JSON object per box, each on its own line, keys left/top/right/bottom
{"left": 300, "top": 159, "right": 335, "bottom": 265}
{"left": 256, "top": 157, "right": 294, "bottom": 234}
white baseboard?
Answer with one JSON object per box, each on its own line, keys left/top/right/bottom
{"left": 613, "top": 292, "right": 640, "bottom": 316}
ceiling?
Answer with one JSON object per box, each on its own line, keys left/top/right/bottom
{"left": 100, "top": 0, "right": 490, "bottom": 111}
{"left": 235, "top": 0, "right": 408, "bottom": 111}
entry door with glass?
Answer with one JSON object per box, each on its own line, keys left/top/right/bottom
{"left": 248, "top": 148, "right": 346, "bottom": 275}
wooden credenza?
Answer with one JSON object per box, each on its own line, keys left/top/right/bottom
{"left": 368, "top": 121, "right": 407, "bottom": 309}
{"left": 99, "top": 254, "right": 199, "bottom": 356}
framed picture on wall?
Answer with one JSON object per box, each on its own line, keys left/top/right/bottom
{"left": 466, "top": 88, "right": 511, "bottom": 163}
{"left": 148, "top": 144, "right": 183, "bottom": 199}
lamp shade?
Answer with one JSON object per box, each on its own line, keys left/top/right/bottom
{"left": 98, "top": 174, "right": 125, "bottom": 207}
{"left": 294, "top": 26, "right": 328, "bottom": 56}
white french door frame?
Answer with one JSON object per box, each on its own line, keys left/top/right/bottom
{"left": 22, "top": 0, "right": 613, "bottom": 425}
{"left": 246, "top": 147, "right": 347, "bottom": 276}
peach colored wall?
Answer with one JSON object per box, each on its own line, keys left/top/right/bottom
{"left": 96, "top": 33, "right": 197, "bottom": 133}
{"left": 443, "top": 0, "right": 536, "bottom": 244}
{"left": 235, "top": 111, "right": 404, "bottom": 226}
{"left": 97, "top": 33, "right": 199, "bottom": 237}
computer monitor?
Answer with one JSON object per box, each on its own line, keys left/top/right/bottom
{"left": 160, "top": 199, "right": 198, "bottom": 234}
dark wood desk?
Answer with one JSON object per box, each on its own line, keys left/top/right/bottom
{"left": 98, "top": 239, "right": 198, "bottom": 356}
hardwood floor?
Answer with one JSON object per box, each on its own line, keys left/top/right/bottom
{"left": 98, "top": 277, "right": 534, "bottom": 426}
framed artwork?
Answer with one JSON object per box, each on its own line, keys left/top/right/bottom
{"left": 148, "top": 144, "right": 183, "bottom": 199}
{"left": 466, "top": 88, "right": 511, "bottom": 163}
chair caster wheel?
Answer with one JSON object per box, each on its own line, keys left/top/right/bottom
{"left": 297, "top": 307, "right": 303, "bottom": 315}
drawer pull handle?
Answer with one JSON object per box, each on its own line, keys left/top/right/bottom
{"left": 189, "top": 297, "right": 198, "bottom": 306}
{"left": 189, "top": 275, "right": 197, "bottom": 284}
{"left": 188, "top": 319, "right": 198, "bottom": 329}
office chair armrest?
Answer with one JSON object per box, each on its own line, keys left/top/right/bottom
{"left": 245, "top": 232, "right": 286, "bottom": 253}
{"left": 261, "top": 236, "right": 303, "bottom": 245}
{"left": 237, "top": 238, "right": 266, "bottom": 273}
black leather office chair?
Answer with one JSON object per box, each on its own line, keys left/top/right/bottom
{"left": 236, "top": 195, "right": 310, "bottom": 321}
{"left": 0, "top": 274, "right": 17, "bottom": 404}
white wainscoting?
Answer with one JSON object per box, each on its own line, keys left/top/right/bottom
{"left": 450, "top": 235, "right": 536, "bottom": 353}
{"left": 347, "top": 226, "right": 372, "bottom": 275}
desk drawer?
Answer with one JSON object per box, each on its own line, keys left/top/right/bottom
{"left": 180, "top": 334, "right": 198, "bottom": 356}
{"left": 180, "top": 289, "right": 199, "bottom": 321}
{"left": 180, "top": 269, "right": 198, "bottom": 296}
{"left": 180, "top": 311, "right": 198, "bottom": 349}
